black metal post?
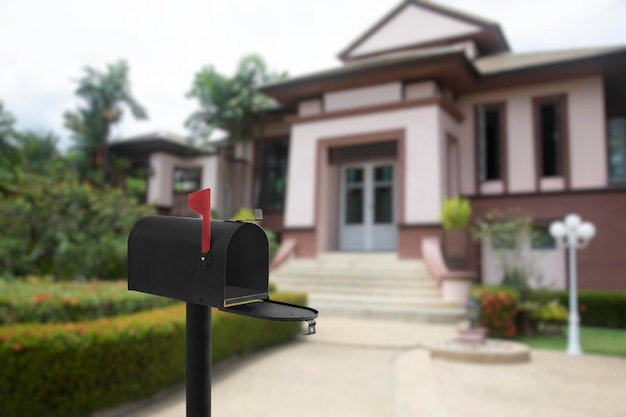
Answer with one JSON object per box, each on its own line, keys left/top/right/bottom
{"left": 186, "top": 302, "right": 212, "bottom": 417}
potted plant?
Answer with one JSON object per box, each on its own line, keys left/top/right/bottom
{"left": 440, "top": 197, "right": 472, "bottom": 269}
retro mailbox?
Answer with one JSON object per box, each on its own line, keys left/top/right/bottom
{"left": 127, "top": 188, "right": 317, "bottom": 417}
{"left": 128, "top": 189, "right": 318, "bottom": 324}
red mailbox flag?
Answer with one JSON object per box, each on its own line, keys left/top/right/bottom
{"left": 188, "top": 188, "right": 211, "bottom": 253}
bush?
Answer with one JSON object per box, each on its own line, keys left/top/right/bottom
{"left": 471, "top": 286, "right": 519, "bottom": 339}
{"left": 0, "top": 279, "right": 179, "bottom": 325}
{"left": 533, "top": 299, "right": 568, "bottom": 323}
{"left": 531, "top": 290, "right": 626, "bottom": 329}
{"left": 440, "top": 197, "right": 471, "bottom": 230}
{"left": 0, "top": 170, "right": 154, "bottom": 280}
{"left": 0, "top": 292, "right": 306, "bottom": 417}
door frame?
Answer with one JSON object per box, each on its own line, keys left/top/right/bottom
{"left": 338, "top": 160, "right": 397, "bottom": 251}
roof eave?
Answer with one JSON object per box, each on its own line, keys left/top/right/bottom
{"left": 260, "top": 51, "right": 480, "bottom": 107}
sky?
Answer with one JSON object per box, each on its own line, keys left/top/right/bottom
{"left": 1, "top": 0, "right": 625, "bottom": 151}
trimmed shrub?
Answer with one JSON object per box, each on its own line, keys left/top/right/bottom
{"left": 531, "top": 290, "right": 626, "bottom": 329}
{"left": 0, "top": 279, "right": 178, "bottom": 325}
{"left": 471, "top": 286, "right": 519, "bottom": 339}
{"left": 0, "top": 292, "right": 306, "bottom": 417}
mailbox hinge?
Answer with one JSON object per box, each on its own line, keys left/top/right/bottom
{"left": 303, "top": 319, "right": 316, "bottom": 336}
{"left": 199, "top": 252, "right": 212, "bottom": 270}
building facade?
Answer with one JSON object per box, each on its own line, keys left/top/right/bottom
{"left": 116, "top": 0, "right": 626, "bottom": 291}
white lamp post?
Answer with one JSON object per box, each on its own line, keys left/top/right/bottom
{"left": 549, "top": 214, "right": 596, "bottom": 355}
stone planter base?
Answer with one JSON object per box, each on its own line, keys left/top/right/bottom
{"left": 457, "top": 326, "right": 488, "bottom": 344}
{"left": 426, "top": 339, "right": 531, "bottom": 364}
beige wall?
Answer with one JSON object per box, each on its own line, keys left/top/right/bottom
{"left": 285, "top": 105, "right": 444, "bottom": 228}
{"left": 481, "top": 233, "right": 566, "bottom": 290}
{"left": 457, "top": 76, "right": 607, "bottom": 195}
{"left": 350, "top": 4, "right": 480, "bottom": 58}
{"left": 147, "top": 152, "right": 219, "bottom": 208}
{"left": 324, "top": 82, "right": 402, "bottom": 112}
{"left": 298, "top": 99, "right": 323, "bottom": 117}
{"left": 404, "top": 81, "right": 438, "bottom": 101}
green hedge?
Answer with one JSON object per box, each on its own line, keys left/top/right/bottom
{"left": 531, "top": 290, "right": 626, "bottom": 329}
{"left": 471, "top": 286, "right": 519, "bottom": 339}
{"left": 0, "top": 292, "right": 306, "bottom": 417}
{"left": 0, "top": 279, "right": 179, "bottom": 325}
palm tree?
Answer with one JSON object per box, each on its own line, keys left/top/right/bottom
{"left": 0, "top": 102, "right": 19, "bottom": 171}
{"left": 186, "top": 54, "right": 285, "bottom": 215}
{"left": 64, "top": 60, "right": 147, "bottom": 186}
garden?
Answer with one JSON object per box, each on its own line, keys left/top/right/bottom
{"left": 0, "top": 59, "right": 298, "bottom": 417}
{"left": 442, "top": 198, "right": 626, "bottom": 357}
{"left": 0, "top": 279, "right": 304, "bottom": 417}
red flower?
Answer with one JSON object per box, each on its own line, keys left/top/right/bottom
{"left": 13, "top": 343, "right": 22, "bottom": 352}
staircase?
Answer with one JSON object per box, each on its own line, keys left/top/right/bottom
{"left": 270, "top": 252, "right": 466, "bottom": 324}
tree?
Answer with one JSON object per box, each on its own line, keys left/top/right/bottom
{"left": 13, "top": 130, "right": 63, "bottom": 175}
{"left": 0, "top": 102, "right": 20, "bottom": 174}
{"left": 186, "top": 54, "right": 286, "bottom": 215}
{"left": 64, "top": 60, "right": 147, "bottom": 186}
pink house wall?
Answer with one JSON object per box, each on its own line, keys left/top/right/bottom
{"left": 350, "top": 4, "right": 480, "bottom": 57}
{"left": 457, "top": 76, "right": 607, "bottom": 195}
{"left": 324, "top": 82, "right": 402, "bottom": 112}
{"left": 147, "top": 152, "right": 220, "bottom": 209}
{"left": 286, "top": 105, "right": 444, "bottom": 228}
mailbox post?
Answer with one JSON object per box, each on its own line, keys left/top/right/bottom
{"left": 128, "top": 188, "right": 318, "bottom": 417}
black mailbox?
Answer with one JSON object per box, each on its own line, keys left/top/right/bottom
{"left": 128, "top": 188, "right": 318, "bottom": 324}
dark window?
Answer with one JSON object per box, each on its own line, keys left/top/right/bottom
{"left": 531, "top": 226, "right": 557, "bottom": 250}
{"left": 477, "top": 105, "right": 503, "bottom": 181}
{"left": 608, "top": 117, "right": 626, "bottom": 183}
{"left": 256, "top": 139, "right": 289, "bottom": 211}
{"left": 539, "top": 101, "right": 561, "bottom": 176}
{"left": 173, "top": 167, "right": 201, "bottom": 193}
{"left": 534, "top": 96, "right": 567, "bottom": 179}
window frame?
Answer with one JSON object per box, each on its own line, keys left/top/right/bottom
{"left": 254, "top": 137, "right": 289, "bottom": 212}
{"left": 474, "top": 101, "right": 508, "bottom": 194}
{"left": 533, "top": 94, "right": 569, "bottom": 189}
{"left": 607, "top": 116, "right": 626, "bottom": 185}
{"left": 172, "top": 166, "right": 202, "bottom": 194}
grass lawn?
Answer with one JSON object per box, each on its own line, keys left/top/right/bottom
{"left": 518, "top": 326, "right": 626, "bottom": 357}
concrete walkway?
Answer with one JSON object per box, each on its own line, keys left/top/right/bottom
{"left": 122, "top": 317, "right": 626, "bottom": 417}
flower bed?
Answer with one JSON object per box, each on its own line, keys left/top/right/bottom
{"left": 471, "top": 286, "right": 519, "bottom": 339}
{"left": 0, "top": 292, "right": 306, "bottom": 417}
{"left": 0, "top": 279, "right": 178, "bottom": 325}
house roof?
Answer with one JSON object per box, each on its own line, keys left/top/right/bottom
{"left": 475, "top": 45, "right": 626, "bottom": 75}
{"left": 260, "top": 44, "right": 626, "bottom": 107}
{"left": 109, "top": 131, "right": 215, "bottom": 159}
{"left": 338, "top": 0, "right": 509, "bottom": 61}
{"left": 260, "top": 45, "right": 478, "bottom": 106}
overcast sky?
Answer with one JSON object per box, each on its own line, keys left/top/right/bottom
{"left": 1, "top": 0, "right": 625, "bottom": 150}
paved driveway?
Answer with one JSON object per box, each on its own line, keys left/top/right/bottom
{"left": 122, "top": 317, "right": 626, "bottom": 417}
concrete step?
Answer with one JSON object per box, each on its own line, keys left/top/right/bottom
{"left": 284, "top": 258, "right": 428, "bottom": 271}
{"left": 271, "top": 253, "right": 462, "bottom": 323}
{"left": 272, "top": 283, "right": 442, "bottom": 297}
{"left": 310, "top": 303, "right": 466, "bottom": 324}
{"left": 272, "top": 274, "right": 433, "bottom": 285}
{"left": 309, "top": 293, "right": 460, "bottom": 309}
{"left": 270, "top": 268, "right": 433, "bottom": 281}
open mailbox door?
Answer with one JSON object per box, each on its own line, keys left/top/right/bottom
{"left": 128, "top": 188, "right": 318, "bottom": 328}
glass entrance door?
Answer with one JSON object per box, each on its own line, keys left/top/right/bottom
{"left": 339, "top": 162, "right": 396, "bottom": 251}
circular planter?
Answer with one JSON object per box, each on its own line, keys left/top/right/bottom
{"left": 425, "top": 339, "right": 531, "bottom": 364}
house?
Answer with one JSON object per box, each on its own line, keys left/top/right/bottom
{"left": 113, "top": 0, "right": 626, "bottom": 291}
